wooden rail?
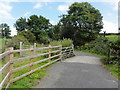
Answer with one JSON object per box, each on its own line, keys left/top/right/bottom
{"left": 0, "top": 44, "right": 74, "bottom": 89}
{"left": 62, "top": 44, "right": 75, "bottom": 60}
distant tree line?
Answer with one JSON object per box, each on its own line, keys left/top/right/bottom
{"left": 1, "top": 2, "right": 104, "bottom": 46}
{"left": 0, "top": 23, "right": 11, "bottom": 38}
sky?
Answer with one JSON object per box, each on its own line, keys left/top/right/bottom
{"left": 0, "top": 0, "right": 119, "bottom": 36}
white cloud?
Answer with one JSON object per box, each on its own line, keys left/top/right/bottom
{"left": 50, "top": 20, "right": 57, "bottom": 25}
{"left": 0, "top": 0, "right": 19, "bottom": 2}
{"left": 0, "top": 2, "right": 15, "bottom": 20}
{"left": 0, "top": 0, "right": 119, "bottom": 2}
{"left": 24, "top": 12, "right": 31, "bottom": 17}
{"left": 101, "top": 20, "right": 118, "bottom": 33}
{"left": 34, "top": 3, "right": 42, "bottom": 9}
{"left": 58, "top": 5, "right": 69, "bottom": 13}
{"left": 10, "top": 26, "right": 17, "bottom": 36}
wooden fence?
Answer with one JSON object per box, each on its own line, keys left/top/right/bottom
{"left": 0, "top": 44, "right": 74, "bottom": 89}
{"left": 62, "top": 44, "right": 74, "bottom": 60}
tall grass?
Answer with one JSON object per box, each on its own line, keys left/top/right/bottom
{"left": 50, "top": 39, "right": 73, "bottom": 47}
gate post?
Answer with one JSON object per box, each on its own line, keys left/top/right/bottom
{"left": 20, "top": 42, "right": 23, "bottom": 56}
{"left": 49, "top": 45, "right": 51, "bottom": 63}
{"left": 59, "top": 45, "right": 62, "bottom": 61}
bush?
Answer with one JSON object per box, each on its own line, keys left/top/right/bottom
{"left": 79, "top": 36, "right": 119, "bottom": 65}
{"left": 18, "top": 30, "right": 36, "bottom": 43}
{"left": 38, "top": 31, "right": 50, "bottom": 44}
{"left": 101, "top": 56, "right": 119, "bottom": 65}
{"left": 50, "top": 39, "right": 73, "bottom": 47}
{"left": 6, "top": 35, "right": 30, "bottom": 49}
{"left": 79, "top": 37, "right": 109, "bottom": 55}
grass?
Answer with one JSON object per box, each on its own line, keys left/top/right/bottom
{"left": 1, "top": 45, "right": 60, "bottom": 88}
{"left": 50, "top": 39, "right": 73, "bottom": 47}
{"left": 106, "top": 35, "right": 119, "bottom": 42}
{"left": 103, "top": 64, "right": 119, "bottom": 80}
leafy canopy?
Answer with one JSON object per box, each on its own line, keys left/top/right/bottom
{"left": 0, "top": 23, "right": 11, "bottom": 38}
{"left": 59, "top": 2, "right": 103, "bottom": 46}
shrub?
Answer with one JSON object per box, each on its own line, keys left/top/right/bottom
{"left": 6, "top": 35, "right": 30, "bottom": 49}
{"left": 101, "top": 56, "right": 119, "bottom": 65}
{"left": 38, "top": 31, "right": 50, "bottom": 44}
{"left": 18, "top": 30, "right": 36, "bottom": 43}
{"left": 79, "top": 36, "right": 119, "bottom": 65}
{"left": 79, "top": 37, "right": 109, "bottom": 55}
{"left": 50, "top": 39, "right": 73, "bottom": 47}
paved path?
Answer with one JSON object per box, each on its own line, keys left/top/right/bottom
{"left": 34, "top": 51, "right": 118, "bottom": 88}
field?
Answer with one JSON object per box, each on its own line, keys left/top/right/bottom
{"left": 106, "top": 35, "right": 119, "bottom": 42}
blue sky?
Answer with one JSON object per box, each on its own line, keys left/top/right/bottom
{"left": 0, "top": 0, "right": 118, "bottom": 36}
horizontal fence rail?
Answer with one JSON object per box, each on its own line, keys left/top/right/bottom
{"left": 0, "top": 44, "right": 74, "bottom": 89}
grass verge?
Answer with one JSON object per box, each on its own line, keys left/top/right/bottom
{"left": 103, "top": 64, "right": 119, "bottom": 80}
{"left": 1, "top": 47, "right": 60, "bottom": 88}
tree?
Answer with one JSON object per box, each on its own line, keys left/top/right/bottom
{"left": 18, "top": 30, "right": 36, "bottom": 43}
{"left": 14, "top": 17, "right": 27, "bottom": 32}
{"left": 27, "top": 15, "right": 51, "bottom": 41}
{"left": 7, "top": 35, "right": 30, "bottom": 49}
{"left": 0, "top": 23, "right": 11, "bottom": 38}
{"left": 59, "top": 2, "right": 103, "bottom": 46}
{"left": 38, "top": 31, "right": 50, "bottom": 44}
{"left": 14, "top": 15, "right": 52, "bottom": 43}
{"left": 48, "top": 25, "right": 62, "bottom": 40}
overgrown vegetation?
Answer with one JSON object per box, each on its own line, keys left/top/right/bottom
{"left": 50, "top": 39, "right": 73, "bottom": 47}
{"left": 6, "top": 35, "right": 30, "bottom": 49}
{"left": 0, "top": 38, "right": 11, "bottom": 53}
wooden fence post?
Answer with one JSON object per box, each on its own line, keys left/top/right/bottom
{"left": 30, "top": 46, "right": 34, "bottom": 71}
{"left": 72, "top": 44, "right": 74, "bottom": 54}
{"left": 49, "top": 45, "right": 51, "bottom": 63}
{"left": 34, "top": 43, "right": 36, "bottom": 54}
{"left": 6, "top": 47, "right": 14, "bottom": 88}
{"left": 59, "top": 45, "right": 62, "bottom": 61}
{"left": 20, "top": 42, "right": 23, "bottom": 56}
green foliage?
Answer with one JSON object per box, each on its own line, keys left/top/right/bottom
{"left": 6, "top": 35, "right": 30, "bottom": 49}
{"left": 18, "top": 30, "right": 36, "bottom": 43}
{"left": 48, "top": 25, "right": 62, "bottom": 40}
{"left": 27, "top": 15, "right": 51, "bottom": 42}
{"left": 79, "top": 35, "right": 119, "bottom": 66}
{"left": 50, "top": 41, "right": 60, "bottom": 46}
{"left": 79, "top": 37, "right": 109, "bottom": 55}
{"left": 50, "top": 39, "right": 73, "bottom": 47}
{"left": 104, "top": 65, "right": 119, "bottom": 80}
{"left": 0, "top": 23, "right": 11, "bottom": 38}
{"left": 106, "top": 35, "right": 119, "bottom": 42}
{"left": 27, "top": 15, "right": 51, "bottom": 32}
{"left": 0, "top": 38, "right": 11, "bottom": 53}
{"left": 101, "top": 56, "right": 119, "bottom": 65}
{"left": 38, "top": 31, "right": 50, "bottom": 44}
{"left": 9, "top": 55, "right": 47, "bottom": 88}
{"left": 14, "top": 15, "right": 51, "bottom": 43}
{"left": 14, "top": 17, "right": 27, "bottom": 32}
{"left": 58, "top": 2, "right": 103, "bottom": 46}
